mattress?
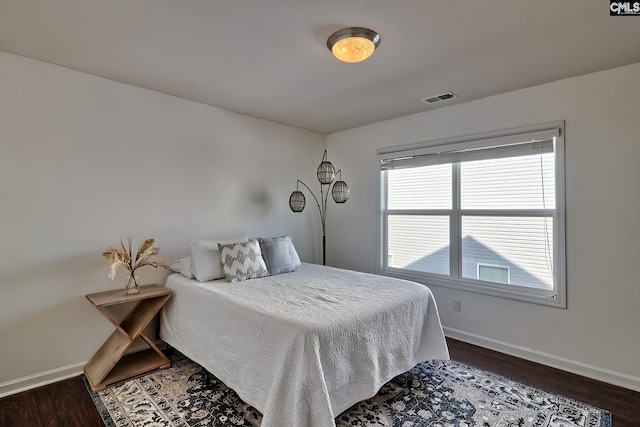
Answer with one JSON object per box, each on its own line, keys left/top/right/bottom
{"left": 160, "top": 263, "right": 449, "bottom": 427}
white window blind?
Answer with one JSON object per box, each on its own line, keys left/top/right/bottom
{"left": 379, "top": 128, "right": 558, "bottom": 170}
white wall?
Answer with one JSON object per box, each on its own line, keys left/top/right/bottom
{"left": 327, "top": 63, "right": 640, "bottom": 390}
{"left": 2, "top": 49, "right": 638, "bottom": 396}
{"left": 0, "top": 52, "right": 325, "bottom": 393}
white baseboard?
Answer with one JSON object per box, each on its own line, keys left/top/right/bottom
{"left": 0, "top": 361, "right": 85, "bottom": 399}
{"left": 0, "top": 341, "right": 167, "bottom": 398}
{"left": 4, "top": 332, "right": 638, "bottom": 398}
{"left": 444, "top": 327, "right": 640, "bottom": 392}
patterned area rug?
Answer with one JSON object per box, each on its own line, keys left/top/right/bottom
{"left": 84, "top": 351, "right": 611, "bottom": 427}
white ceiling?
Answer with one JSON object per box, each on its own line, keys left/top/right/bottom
{"left": 1, "top": 1, "right": 639, "bottom": 134}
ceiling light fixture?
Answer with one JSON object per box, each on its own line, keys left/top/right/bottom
{"left": 327, "top": 27, "right": 380, "bottom": 63}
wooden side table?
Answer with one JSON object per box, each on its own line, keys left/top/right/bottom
{"left": 84, "top": 284, "right": 172, "bottom": 391}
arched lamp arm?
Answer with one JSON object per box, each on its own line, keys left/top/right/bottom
{"left": 296, "top": 179, "right": 326, "bottom": 232}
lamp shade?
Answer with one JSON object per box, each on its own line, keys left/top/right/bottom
{"left": 331, "top": 180, "right": 350, "bottom": 203}
{"left": 289, "top": 190, "right": 306, "bottom": 212}
{"left": 327, "top": 27, "right": 380, "bottom": 63}
{"left": 317, "top": 161, "right": 336, "bottom": 184}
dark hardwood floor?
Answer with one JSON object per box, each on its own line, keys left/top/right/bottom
{"left": 446, "top": 339, "right": 640, "bottom": 426}
{"left": 0, "top": 376, "right": 104, "bottom": 427}
{"left": 0, "top": 338, "right": 638, "bottom": 426}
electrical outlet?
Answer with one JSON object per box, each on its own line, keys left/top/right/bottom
{"left": 452, "top": 299, "right": 461, "bottom": 312}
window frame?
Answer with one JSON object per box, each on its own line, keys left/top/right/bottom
{"left": 376, "top": 122, "right": 566, "bottom": 308}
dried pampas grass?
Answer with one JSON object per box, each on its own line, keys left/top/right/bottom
{"left": 102, "top": 237, "right": 168, "bottom": 281}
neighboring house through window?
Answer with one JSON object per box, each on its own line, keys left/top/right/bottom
{"left": 377, "top": 122, "right": 566, "bottom": 307}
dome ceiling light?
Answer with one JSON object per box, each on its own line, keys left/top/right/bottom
{"left": 327, "top": 27, "right": 381, "bottom": 63}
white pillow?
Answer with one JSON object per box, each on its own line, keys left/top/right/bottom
{"left": 169, "top": 256, "right": 194, "bottom": 279}
{"left": 190, "top": 237, "right": 249, "bottom": 282}
{"left": 218, "top": 238, "right": 269, "bottom": 283}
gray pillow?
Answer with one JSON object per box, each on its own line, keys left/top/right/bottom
{"left": 258, "top": 235, "right": 301, "bottom": 275}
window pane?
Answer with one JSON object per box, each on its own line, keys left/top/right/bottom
{"left": 461, "top": 153, "right": 555, "bottom": 210}
{"left": 461, "top": 216, "right": 553, "bottom": 289}
{"left": 387, "top": 215, "right": 449, "bottom": 275}
{"left": 387, "top": 164, "right": 451, "bottom": 209}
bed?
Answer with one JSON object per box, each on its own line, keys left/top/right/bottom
{"left": 159, "top": 263, "right": 449, "bottom": 427}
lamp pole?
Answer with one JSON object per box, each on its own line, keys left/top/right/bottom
{"left": 289, "top": 150, "right": 350, "bottom": 266}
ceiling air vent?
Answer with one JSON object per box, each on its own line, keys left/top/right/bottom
{"left": 421, "top": 92, "right": 458, "bottom": 104}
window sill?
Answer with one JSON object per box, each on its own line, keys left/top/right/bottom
{"left": 378, "top": 267, "right": 567, "bottom": 308}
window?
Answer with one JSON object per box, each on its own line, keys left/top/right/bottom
{"left": 378, "top": 123, "right": 566, "bottom": 307}
{"left": 477, "top": 264, "right": 510, "bottom": 284}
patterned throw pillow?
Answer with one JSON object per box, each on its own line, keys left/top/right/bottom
{"left": 218, "top": 239, "right": 269, "bottom": 282}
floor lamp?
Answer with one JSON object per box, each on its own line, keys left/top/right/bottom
{"left": 289, "top": 150, "right": 350, "bottom": 265}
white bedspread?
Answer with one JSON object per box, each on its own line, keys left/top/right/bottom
{"left": 160, "top": 263, "right": 449, "bottom": 427}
